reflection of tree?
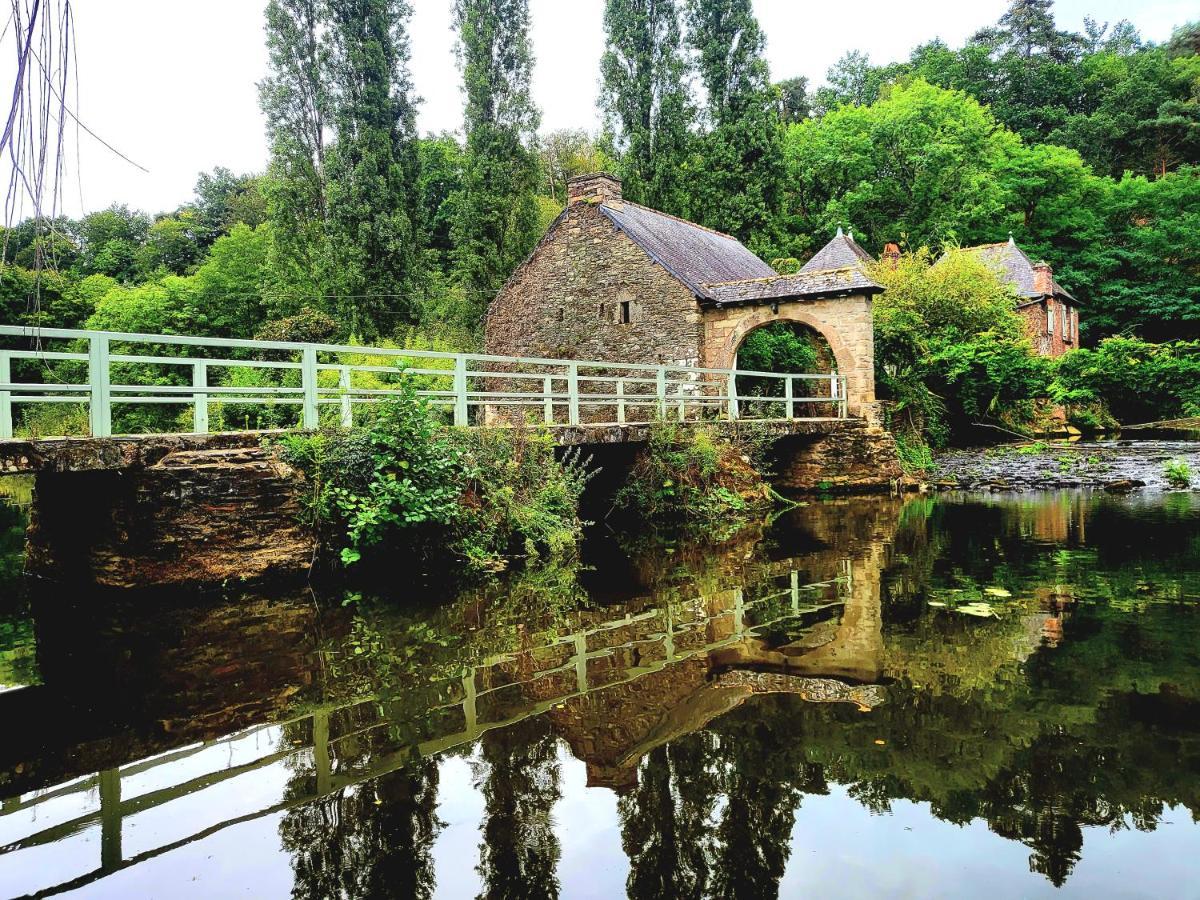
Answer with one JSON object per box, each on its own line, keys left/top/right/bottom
{"left": 620, "top": 736, "right": 719, "bottom": 900}
{"left": 710, "top": 726, "right": 811, "bottom": 900}
{"left": 474, "top": 718, "right": 562, "bottom": 900}
{"left": 281, "top": 758, "right": 441, "bottom": 899}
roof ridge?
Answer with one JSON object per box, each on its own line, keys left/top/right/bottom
{"left": 705, "top": 265, "right": 865, "bottom": 288}
{"left": 605, "top": 198, "right": 742, "bottom": 241}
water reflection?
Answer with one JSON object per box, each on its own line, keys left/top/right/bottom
{"left": 0, "top": 491, "right": 1197, "bottom": 897}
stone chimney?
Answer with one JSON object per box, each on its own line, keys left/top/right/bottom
{"left": 568, "top": 173, "right": 623, "bottom": 205}
{"left": 1032, "top": 261, "right": 1054, "bottom": 296}
{"left": 882, "top": 242, "right": 901, "bottom": 268}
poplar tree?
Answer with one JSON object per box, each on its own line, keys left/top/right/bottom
{"left": 259, "top": 0, "right": 330, "bottom": 316}
{"left": 323, "top": 0, "right": 424, "bottom": 337}
{"left": 684, "top": 0, "right": 783, "bottom": 251}
{"left": 599, "top": 0, "right": 693, "bottom": 213}
{"left": 452, "top": 0, "right": 542, "bottom": 321}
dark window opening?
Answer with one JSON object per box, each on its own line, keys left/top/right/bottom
{"left": 620, "top": 300, "right": 632, "bottom": 325}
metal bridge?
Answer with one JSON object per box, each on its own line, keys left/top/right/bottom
{"left": 0, "top": 325, "right": 849, "bottom": 440}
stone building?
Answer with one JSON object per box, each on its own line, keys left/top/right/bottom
{"left": 484, "top": 174, "right": 884, "bottom": 416}
{"left": 963, "top": 237, "right": 1081, "bottom": 357}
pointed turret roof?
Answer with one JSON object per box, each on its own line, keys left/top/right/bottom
{"left": 800, "top": 227, "right": 876, "bottom": 273}
{"left": 961, "top": 236, "right": 1077, "bottom": 303}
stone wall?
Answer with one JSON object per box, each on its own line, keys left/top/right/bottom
{"left": 770, "top": 420, "right": 904, "bottom": 493}
{"left": 701, "top": 295, "right": 877, "bottom": 416}
{"left": 484, "top": 201, "right": 704, "bottom": 368}
{"left": 26, "top": 446, "right": 315, "bottom": 589}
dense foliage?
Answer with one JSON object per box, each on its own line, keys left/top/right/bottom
{"left": 279, "top": 382, "right": 592, "bottom": 573}
{"left": 613, "top": 423, "right": 778, "bottom": 535}
{"left": 0, "top": 0, "right": 1197, "bottom": 443}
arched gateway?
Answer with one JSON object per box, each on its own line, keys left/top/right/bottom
{"left": 484, "top": 174, "right": 882, "bottom": 418}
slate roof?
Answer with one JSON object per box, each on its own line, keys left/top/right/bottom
{"left": 800, "top": 228, "right": 876, "bottom": 273}
{"left": 705, "top": 267, "right": 883, "bottom": 305}
{"left": 599, "top": 201, "right": 777, "bottom": 301}
{"left": 963, "top": 238, "right": 1077, "bottom": 304}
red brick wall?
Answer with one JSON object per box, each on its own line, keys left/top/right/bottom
{"left": 1018, "top": 298, "right": 1078, "bottom": 358}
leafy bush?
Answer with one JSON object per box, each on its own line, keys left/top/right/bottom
{"left": 894, "top": 433, "right": 934, "bottom": 475}
{"left": 278, "top": 379, "right": 591, "bottom": 574}
{"left": 613, "top": 422, "right": 776, "bottom": 530}
{"left": 1053, "top": 338, "right": 1200, "bottom": 426}
{"left": 869, "top": 248, "right": 1052, "bottom": 445}
{"left": 1165, "top": 459, "right": 1193, "bottom": 490}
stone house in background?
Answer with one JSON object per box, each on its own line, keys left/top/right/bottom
{"left": 484, "top": 174, "right": 884, "bottom": 417}
{"left": 962, "top": 237, "right": 1081, "bottom": 358}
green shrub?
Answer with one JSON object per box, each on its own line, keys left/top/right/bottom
{"left": 278, "top": 379, "right": 592, "bottom": 573}
{"left": 1053, "top": 338, "right": 1200, "bottom": 426}
{"left": 613, "top": 422, "right": 775, "bottom": 530}
{"left": 1165, "top": 459, "right": 1193, "bottom": 490}
{"left": 894, "top": 433, "right": 934, "bottom": 475}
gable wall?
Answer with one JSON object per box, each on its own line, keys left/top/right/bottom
{"left": 1018, "top": 299, "right": 1079, "bottom": 358}
{"left": 484, "top": 202, "right": 704, "bottom": 367}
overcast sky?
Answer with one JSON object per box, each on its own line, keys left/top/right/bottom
{"left": 19, "top": 0, "right": 1198, "bottom": 218}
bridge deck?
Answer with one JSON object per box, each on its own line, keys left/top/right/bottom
{"left": 0, "top": 418, "right": 860, "bottom": 475}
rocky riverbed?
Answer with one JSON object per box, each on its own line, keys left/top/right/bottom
{"left": 930, "top": 439, "right": 1200, "bottom": 493}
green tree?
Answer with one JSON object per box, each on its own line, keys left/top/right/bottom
{"left": 537, "top": 129, "right": 612, "bottom": 204}
{"left": 259, "top": 0, "right": 331, "bottom": 321}
{"left": 684, "top": 0, "right": 783, "bottom": 250}
{"left": 599, "top": 0, "right": 693, "bottom": 212}
{"left": 76, "top": 205, "right": 152, "bottom": 282}
{"left": 137, "top": 211, "right": 208, "bottom": 276}
{"left": 775, "top": 76, "right": 811, "bottom": 123}
{"left": 782, "top": 80, "right": 1016, "bottom": 253}
{"left": 452, "top": 0, "right": 542, "bottom": 324}
{"left": 323, "top": 0, "right": 424, "bottom": 338}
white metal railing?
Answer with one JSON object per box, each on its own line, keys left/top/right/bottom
{"left": 0, "top": 325, "right": 850, "bottom": 439}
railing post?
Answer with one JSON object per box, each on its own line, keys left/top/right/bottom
{"left": 192, "top": 361, "right": 209, "bottom": 434}
{"left": 727, "top": 371, "right": 739, "bottom": 421}
{"left": 301, "top": 346, "right": 319, "bottom": 430}
{"left": 88, "top": 335, "right": 111, "bottom": 438}
{"left": 567, "top": 363, "right": 580, "bottom": 426}
{"left": 543, "top": 375, "right": 554, "bottom": 425}
{"left": 453, "top": 356, "right": 469, "bottom": 427}
{"left": 842, "top": 377, "right": 849, "bottom": 419}
{"left": 656, "top": 367, "right": 666, "bottom": 419}
{"left": 830, "top": 373, "right": 839, "bottom": 419}
{"left": 616, "top": 378, "right": 625, "bottom": 425}
{"left": 678, "top": 382, "right": 687, "bottom": 422}
{"left": 339, "top": 367, "right": 353, "bottom": 428}
{"left": 0, "top": 352, "right": 11, "bottom": 439}
{"left": 785, "top": 376, "right": 795, "bottom": 421}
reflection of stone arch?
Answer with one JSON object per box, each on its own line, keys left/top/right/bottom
{"left": 721, "top": 308, "right": 857, "bottom": 380}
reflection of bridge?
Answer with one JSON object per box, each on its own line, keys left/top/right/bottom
{"left": 0, "top": 506, "right": 897, "bottom": 899}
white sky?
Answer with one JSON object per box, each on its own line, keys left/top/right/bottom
{"left": 18, "top": 0, "right": 1198, "bottom": 217}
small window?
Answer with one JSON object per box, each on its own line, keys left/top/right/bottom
{"left": 557, "top": 307, "right": 565, "bottom": 322}
{"left": 1047, "top": 302, "right": 1055, "bottom": 336}
{"left": 619, "top": 300, "right": 633, "bottom": 325}
{"left": 598, "top": 303, "right": 608, "bottom": 322}
{"left": 1062, "top": 304, "right": 1069, "bottom": 339}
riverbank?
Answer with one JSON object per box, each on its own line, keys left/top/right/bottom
{"left": 930, "top": 439, "right": 1200, "bottom": 492}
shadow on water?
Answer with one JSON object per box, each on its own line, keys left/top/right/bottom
{"left": 0, "top": 488, "right": 1197, "bottom": 897}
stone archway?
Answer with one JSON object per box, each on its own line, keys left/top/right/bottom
{"left": 702, "top": 297, "right": 876, "bottom": 417}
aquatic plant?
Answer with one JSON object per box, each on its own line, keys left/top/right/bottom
{"left": 1164, "top": 459, "right": 1193, "bottom": 490}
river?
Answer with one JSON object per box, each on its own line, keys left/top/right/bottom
{"left": 0, "top": 482, "right": 1198, "bottom": 898}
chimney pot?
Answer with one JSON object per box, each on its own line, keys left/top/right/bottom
{"left": 1032, "top": 261, "right": 1054, "bottom": 296}
{"left": 568, "top": 173, "right": 623, "bottom": 205}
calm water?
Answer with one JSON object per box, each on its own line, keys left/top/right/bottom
{"left": 0, "top": 485, "right": 1198, "bottom": 899}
